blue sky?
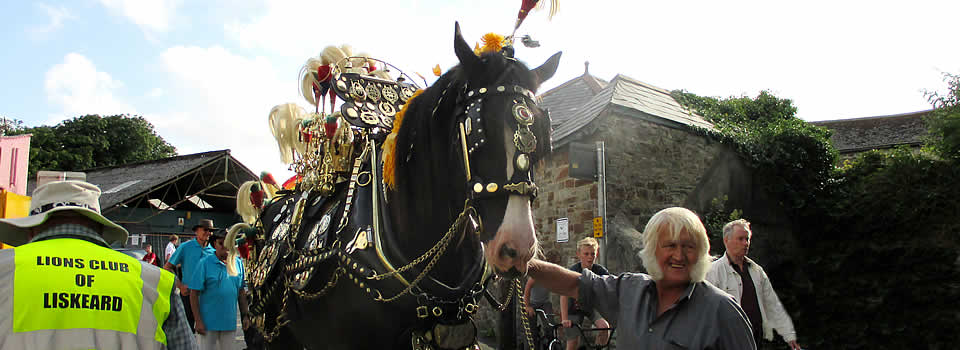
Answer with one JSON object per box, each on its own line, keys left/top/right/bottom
{"left": 2, "top": 0, "right": 959, "bottom": 178}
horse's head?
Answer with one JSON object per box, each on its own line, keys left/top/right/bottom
{"left": 391, "top": 23, "right": 559, "bottom": 278}
{"left": 451, "top": 23, "right": 561, "bottom": 276}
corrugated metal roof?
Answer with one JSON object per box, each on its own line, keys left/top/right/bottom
{"left": 543, "top": 74, "right": 713, "bottom": 145}
{"left": 27, "top": 150, "right": 258, "bottom": 212}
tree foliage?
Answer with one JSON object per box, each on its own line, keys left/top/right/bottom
{"left": 924, "top": 73, "right": 960, "bottom": 161}
{"left": 673, "top": 90, "right": 837, "bottom": 215}
{"left": 0, "top": 116, "right": 25, "bottom": 135}
{"left": 674, "top": 81, "right": 960, "bottom": 349}
{"left": 11, "top": 114, "right": 177, "bottom": 176}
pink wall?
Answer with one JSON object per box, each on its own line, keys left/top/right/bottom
{"left": 0, "top": 135, "right": 31, "bottom": 196}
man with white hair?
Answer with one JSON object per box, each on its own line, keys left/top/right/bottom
{"left": 527, "top": 207, "right": 756, "bottom": 349}
{"left": 706, "top": 219, "right": 801, "bottom": 350}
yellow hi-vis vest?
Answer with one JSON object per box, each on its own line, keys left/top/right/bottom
{"left": 0, "top": 238, "right": 175, "bottom": 350}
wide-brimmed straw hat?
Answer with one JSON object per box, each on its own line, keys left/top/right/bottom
{"left": 0, "top": 180, "right": 128, "bottom": 247}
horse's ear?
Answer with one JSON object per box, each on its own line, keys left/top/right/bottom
{"left": 454, "top": 22, "right": 480, "bottom": 70}
{"left": 532, "top": 51, "right": 563, "bottom": 87}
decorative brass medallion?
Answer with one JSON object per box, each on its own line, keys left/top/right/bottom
{"left": 354, "top": 228, "right": 368, "bottom": 250}
{"left": 350, "top": 82, "right": 366, "bottom": 100}
{"left": 516, "top": 153, "right": 530, "bottom": 171}
{"left": 346, "top": 107, "right": 359, "bottom": 119}
{"left": 360, "top": 111, "right": 380, "bottom": 125}
{"left": 366, "top": 84, "right": 381, "bottom": 102}
{"left": 514, "top": 129, "right": 537, "bottom": 153}
{"left": 400, "top": 86, "right": 416, "bottom": 101}
{"left": 379, "top": 115, "right": 394, "bottom": 128}
{"left": 379, "top": 102, "right": 396, "bottom": 116}
{"left": 382, "top": 86, "right": 399, "bottom": 103}
{"left": 271, "top": 222, "right": 289, "bottom": 240}
{"left": 513, "top": 104, "right": 534, "bottom": 125}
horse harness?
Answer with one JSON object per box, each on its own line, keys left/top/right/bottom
{"left": 246, "top": 71, "right": 547, "bottom": 349}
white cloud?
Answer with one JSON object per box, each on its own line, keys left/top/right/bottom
{"left": 31, "top": 3, "right": 75, "bottom": 36}
{"left": 146, "top": 88, "right": 165, "bottom": 98}
{"left": 98, "top": 0, "right": 180, "bottom": 34}
{"left": 156, "top": 46, "right": 296, "bottom": 177}
{"left": 44, "top": 53, "right": 137, "bottom": 121}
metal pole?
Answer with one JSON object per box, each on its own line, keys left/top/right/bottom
{"left": 596, "top": 141, "right": 608, "bottom": 267}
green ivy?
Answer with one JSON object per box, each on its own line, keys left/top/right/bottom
{"left": 673, "top": 87, "right": 960, "bottom": 349}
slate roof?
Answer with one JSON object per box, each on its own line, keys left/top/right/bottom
{"left": 810, "top": 110, "right": 929, "bottom": 153}
{"left": 542, "top": 74, "right": 713, "bottom": 146}
{"left": 539, "top": 65, "right": 607, "bottom": 127}
{"left": 28, "top": 150, "right": 258, "bottom": 212}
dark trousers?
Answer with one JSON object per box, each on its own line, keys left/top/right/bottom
{"left": 181, "top": 294, "right": 196, "bottom": 333}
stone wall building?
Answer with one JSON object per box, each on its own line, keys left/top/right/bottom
{"left": 479, "top": 65, "right": 808, "bottom": 338}
{"left": 533, "top": 64, "right": 723, "bottom": 273}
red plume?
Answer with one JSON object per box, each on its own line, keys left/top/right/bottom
{"left": 516, "top": 0, "right": 539, "bottom": 30}
{"left": 249, "top": 182, "right": 264, "bottom": 209}
{"left": 260, "top": 171, "right": 278, "bottom": 186}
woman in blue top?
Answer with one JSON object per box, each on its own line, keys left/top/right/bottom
{"left": 188, "top": 228, "right": 250, "bottom": 350}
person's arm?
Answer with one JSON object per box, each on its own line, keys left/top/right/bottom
{"left": 164, "top": 248, "right": 189, "bottom": 295}
{"left": 523, "top": 278, "right": 536, "bottom": 317}
{"left": 190, "top": 291, "right": 206, "bottom": 335}
{"left": 716, "top": 297, "right": 757, "bottom": 350}
{"left": 161, "top": 280, "right": 198, "bottom": 350}
{"left": 756, "top": 267, "right": 799, "bottom": 348}
{"left": 527, "top": 259, "right": 580, "bottom": 297}
{"left": 239, "top": 289, "right": 251, "bottom": 330}
{"left": 558, "top": 294, "right": 569, "bottom": 326}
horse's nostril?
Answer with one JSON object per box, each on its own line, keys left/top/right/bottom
{"left": 500, "top": 245, "right": 518, "bottom": 259}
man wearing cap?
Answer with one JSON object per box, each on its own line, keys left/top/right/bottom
{"left": 165, "top": 219, "right": 217, "bottom": 333}
{"left": 0, "top": 181, "right": 197, "bottom": 349}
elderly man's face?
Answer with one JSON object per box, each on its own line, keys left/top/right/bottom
{"left": 723, "top": 226, "right": 751, "bottom": 259}
{"left": 196, "top": 227, "right": 212, "bottom": 243}
{"left": 655, "top": 227, "right": 699, "bottom": 288}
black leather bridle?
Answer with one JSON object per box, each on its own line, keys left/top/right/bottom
{"left": 455, "top": 84, "right": 544, "bottom": 202}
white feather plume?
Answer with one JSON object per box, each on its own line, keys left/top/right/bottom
{"left": 225, "top": 223, "right": 247, "bottom": 277}
{"left": 268, "top": 103, "right": 307, "bottom": 164}
{"left": 236, "top": 181, "right": 260, "bottom": 224}
{"left": 299, "top": 57, "right": 324, "bottom": 107}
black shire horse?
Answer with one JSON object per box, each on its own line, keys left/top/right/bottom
{"left": 245, "top": 23, "right": 561, "bottom": 349}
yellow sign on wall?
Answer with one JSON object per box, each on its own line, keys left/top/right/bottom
{"left": 0, "top": 190, "right": 31, "bottom": 248}
{"left": 592, "top": 217, "right": 603, "bottom": 238}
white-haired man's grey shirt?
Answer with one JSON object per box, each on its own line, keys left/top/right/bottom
{"left": 578, "top": 268, "right": 756, "bottom": 349}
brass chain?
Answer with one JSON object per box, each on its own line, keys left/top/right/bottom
{"left": 496, "top": 280, "right": 517, "bottom": 312}
{"left": 260, "top": 292, "right": 292, "bottom": 343}
{"left": 288, "top": 267, "right": 346, "bottom": 300}
{"left": 516, "top": 279, "right": 534, "bottom": 350}
{"left": 368, "top": 200, "right": 471, "bottom": 282}
{"left": 373, "top": 205, "right": 468, "bottom": 302}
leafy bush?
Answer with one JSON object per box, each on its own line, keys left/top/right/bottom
{"left": 675, "top": 86, "right": 960, "bottom": 349}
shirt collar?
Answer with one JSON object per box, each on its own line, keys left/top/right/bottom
{"left": 725, "top": 253, "right": 751, "bottom": 268}
{"left": 30, "top": 223, "right": 110, "bottom": 247}
{"left": 644, "top": 279, "right": 698, "bottom": 302}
